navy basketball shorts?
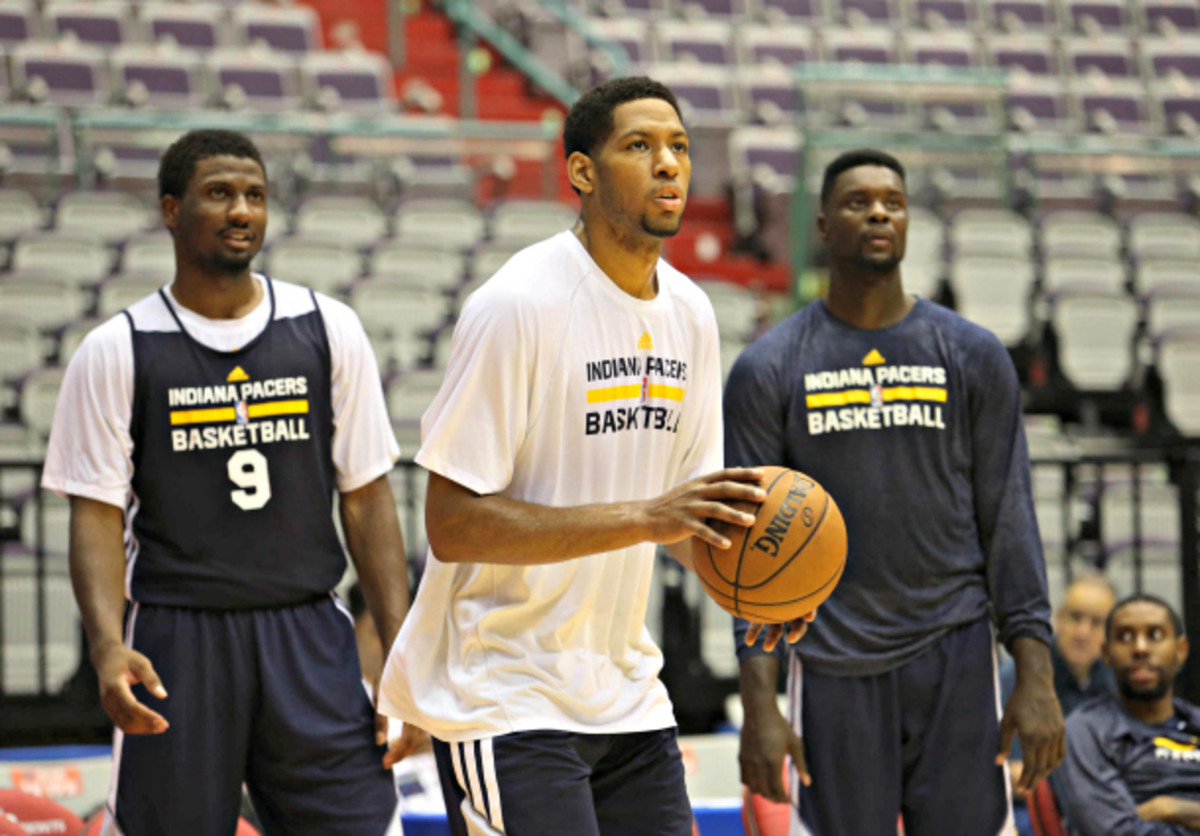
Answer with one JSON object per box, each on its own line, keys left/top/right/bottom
{"left": 788, "top": 617, "right": 1013, "bottom": 836}
{"left": 105, "top": 596, "right": 398, "bottom": 836}
{"left": 432, "top": 728, "right": 694, "bottom": 836}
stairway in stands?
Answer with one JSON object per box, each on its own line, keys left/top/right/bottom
{"left": 301, "top": 0, "right": 789, "bottom": 290}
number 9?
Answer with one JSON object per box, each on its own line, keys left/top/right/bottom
{"left": 227, "top": 449, "right": 272, "bottom": 511}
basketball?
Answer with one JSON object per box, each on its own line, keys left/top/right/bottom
{"left": 692, "top": 466, "right": 847, "bottom": 622}
{"left": 0, "top": 791, "right": 85, "bottom": 836}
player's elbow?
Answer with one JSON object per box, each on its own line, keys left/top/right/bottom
{"left": 424, "top": 474, "right": 474, "bottom": 563}
{"left": 426, "top": 510, "right": 469, "bottom": 563}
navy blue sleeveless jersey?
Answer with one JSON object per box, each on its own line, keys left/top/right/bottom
{"left": 125, "top": 279, "right": 345, "bottom": 609}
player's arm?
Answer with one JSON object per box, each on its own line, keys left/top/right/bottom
{"left": 738, "top": 653, "right": 808, "bottom": 803}
{"left": 1138, "top": 797, "right": 1200, "bottom": 829}
{"left": 69, "top": 496, "right": 168, "bottom": 735}
{"left": 426, "top": 467, "right": 765, "bottom": 566}
{"left": 967, "top": 335, "right": 1064, "bottom": 790}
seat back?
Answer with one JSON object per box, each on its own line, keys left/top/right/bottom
{"left": 1029, "top": 778, "right": 1068, "bottom": 836}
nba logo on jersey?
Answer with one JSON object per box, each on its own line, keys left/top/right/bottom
{"left": 641, "top": 376, "right": 649, "bottom": 402}
{"left": 869, "top": 383, "right": 883, "bottom": 410}
{"left": 235, "top": 401, "right": 249, "bottom": 424}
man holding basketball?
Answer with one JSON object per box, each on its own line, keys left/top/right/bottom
{"left": 729, "top": 149, "right": 1063, "bottom": 835}
{"left": 42, "top": 130, "right": 415, "bottom": 834}
{"left": 378, "top": 77, "right": 804, "bottom": 835}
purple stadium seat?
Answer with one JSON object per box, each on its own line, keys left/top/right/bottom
{"left": 822, "top": 27, "right": 900, "bottom": 64}
{"left": 11, "top": 41, "right": 109, "bottom": 107}
{"left": 46, "top": 2, "right": 129, "bottom": 48}
{"left": 207, "top": 47, "right": 300, "bottom": 112}
{"left": 1072, "top": 78, "right": 1157, "bottom": 134}
{"left": 987, "top": 33, "right": 1059, "bottom": 75}
{"left": 737, "top": 66, "right": 804, "bottom": 123}
{"left": 906, "top": 31, "right": 978, "bottom": 67}
{"left": 1065, "top": 0, "right": 1129, "bottom": 33}
{"left": 836, "top": 0, "right": 903, "bottom": 27}
{"left": 1008, "top": 77, "right": 1077, "bottom": 133}
{"left": 1142, "top": 37, "right": 1200, "bottom": 80}
{"left": 675, "top": 0, "right": 748, "bottom": 18}
{"left": 301, "top": 50, "right": 395, "bottom": 114}
{"left": 1063, "top": 36, "right": 1137, "bottom": 77}
{"left": 647, "top": 64, "right": 734, "bottom": 121}
{"left": 594, "top": 0, "right": 670, "bottom": 17}
{"left": 987, "top": 0, "right": 1057, "bottom": 32}
{"left": 912, "top": 0, "right": 979, "bottom": 30}
{"left": 658, "top": 20, "right": 735, "bottom": 65}
{"left": 1152, "top": 81, "right": 1200, "bottom": 135}
{"left": 0, "top": 2, "right": 36, "bottom": 47}
{"left": 1140, "top": 0, "right": 1200, "bottom": 35}
{"left": 738, "top": 24, "right": 817, "bottom": 69}
{"left": 756, "top": 0, "right": 823, "bottom": 24}
{"left": 585, "top": 18, "right": 653, "bottom": 67}
{"left": 231, "top": 4, "right": 321, "bottom": 54}
{"left": 111, "top": 45, "right": 205, "bottom": 109}
{"left": 140, "top": 3, "right": 225, "bottom": 52}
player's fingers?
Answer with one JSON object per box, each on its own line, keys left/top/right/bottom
{"left": 789, "top": 735, "right": 812, "bottom": 788}
{"left": 764, "top": 756, "right": 789, "bottom": 804}
{"left": 785, "top": 618, "right": 808, "bottom": 644}
{"left": 689, "top": 520, "right": 732, "bottom": 550}
{"left": 693, "top": 500, "right": 755, "bottom": 528}
{"left": 128, "top": 655, "right": 167, "bottom": 700}
{"left": 761, "top": 624, "right": 784, "bottom": 653}
{"left": 994, "top": 713, "right": 1016, "bottom": 765}
{"left": 700, "top": 481, "right": 767, "bottom": 504}
{"left": 1019, "top": 739, "right": 1048, "bottom": 792}
{"left": 709, "top": 467, "right": 764, "bottom": 485}
{"left": 802, "top": 608, "right": 818, "bottom": 623}
{"left": 106, "top": 686, "right": 168, "bottom": 735}
{"left": 744, "top": 622, "right": 764, "bottom": 646}
{"left": 382, "top": 732, "right": 418, "bottom": 770}
{"left": 375, "top": 710, "right": 388, "bottom": 747}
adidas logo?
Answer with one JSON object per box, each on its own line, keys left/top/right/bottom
{"left": 637, "top": 332, "right": 654, "bottom": 350}
{"left": 227, "top": 366, "right": 250, "bottom": 382}
{"left": 862, "top": 349, "right": 885, "bottom": 366}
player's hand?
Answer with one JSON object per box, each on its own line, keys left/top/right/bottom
{"left": 740, "top": 698, "right": 810, "bottom": 803}
{"left": 382, "top": 722, "right": 430, "bottom": 770}
{"left": 639, "top": 468, "right": 766, "bottom": 549}
{"left": 996, "top": 675, "right": 1064, "bottom": 793}
{"left": 745, "top": 609, "right": 818, "bottom": 652}
{"left": 92, "top": 642, "right": 169, "bottom": 735}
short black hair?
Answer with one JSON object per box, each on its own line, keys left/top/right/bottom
{"left": 1106, "top": 593, "right": 1185, "bottom": 641}
{"left": 820, "top": 149, "right": 906, "bottom": 205}
{"left": 563, "top": 76, "right": 683, "bottom": 162}
{"left": 157, "top": 129, "right": 266, "bottom": 200}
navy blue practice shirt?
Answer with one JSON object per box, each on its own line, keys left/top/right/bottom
{"left": 728, "top": 297, "right": 1052, "bottom": 676}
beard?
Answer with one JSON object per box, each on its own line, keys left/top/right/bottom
{"left": 851, "top": 251, "right": 902, "bottom": 274}
{"left": 640, "top": 212, "right": 682, "bottom": 239}
{"left": 1116, "top": 665, "right": 1175, "bottom": 702}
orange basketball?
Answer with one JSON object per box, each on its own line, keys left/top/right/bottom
{"left": 692, "top": 466, "right": 847, "bottom": 622}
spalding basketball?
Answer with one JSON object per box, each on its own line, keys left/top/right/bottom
{"left": 692, "top": 466, "right": 847, "bottom": 622}
{"left": 0, "top": 791, "right": 85, "bottom": 836}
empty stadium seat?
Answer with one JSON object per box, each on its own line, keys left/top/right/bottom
{"left": 950, "top": 208, "right": 1033, "bottom": 256}
{"left": 1127, "top": 212, "right": 1200, "bottom": 260}
{"left": 386, "top": 368, "right": 446, "bottom": 425}
{"left": 1145, "top": 288, "right": 1200, "bottom": 335}
{"left": 1050, "top": 289, "right": 1138, "bottom": 389}
{"left": 0, "top": 1, "right": 38, "bottom": 48}
{"left": 17, "top": 365, "right": 66, "bottom": 436}
{"left": 1042, "top": 257, "right": 1127, "bottom": 294}
{"left": 950, "top": 255, "right": 1036, "bottom": 345}
{"left": 348, "top": 284, "right": 448, "bottom": 339}
{"left": 369, "top": 243, "right": 464, "bottom": 291}
{"left": 737, "top": 24, "right": 817, "bottom": 70}
{"left": 139, "top": 2, "right": 225, "bottom": 52}
{"left": 293, "top": 196, "right": 388, "bottom": 249}
{"left": 10, "top": 39, "right": 110, "bottom": 107}
{"left": 12, "top": 233, "right": 112, "bottom": 287}
{"left": 96, "top": 273, "right": 164, "bottom": 318}
{"left": 1140, "top": 0, "right": 1200, "bottom": 35}
{"left": 0, "top": 189, "right": 41, "bottom": 242}
{"left": 1135, "top": 259, "right": 1200, "bottom": 294}
{"left": 231, "top": 3, "right": 321, "bottom": 54}
{"left": 0, "top": 274, "right": 87, "bottom": 330}
{"left": 1157, "top": 328, "right": 1200, "bottom": 435}
{"left": 657, "top": 20, "right": 736, "bottom": 66}
{"left": 0, "top": 422, "right": 42, "bottom": 497}
{"left": 264, "top": 239, "right": 362, "bottom": 295}
{"left": 56, "top": 316, "right": 102, "bottom": 364}
{"left": 300, "top": 50, "right": 397, "bottom": 114}
{"left": 206, "top": 46, "right": 301, "bottom": 112}
{"left": 0, "top": 315, "right": 41, "bottom": 382}
{"left": 44, "top": 1, "right": 131, "bottom": 48}
{"left": 55, "top": 191, "right": 154, "bottom": 244}
{"left": 121, "top": 231, "right": 174, "bottom": 275}
{"left": 1041, "top": 210, "right": 1122, "bottom": 259}
{"left": 394, "top": 199, "right": 485, "bottom": 251}
{"left": 111, "top": 43, "right": 207, "bottom": 109}
{"left": 489, "top": 200, "right": 577, "bottom": 244}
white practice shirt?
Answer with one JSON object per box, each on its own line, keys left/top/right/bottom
{"left": 378, "top": 231, "right": 724, "bottom": 742}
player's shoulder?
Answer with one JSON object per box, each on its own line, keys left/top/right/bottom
{"left": 660, "top": 263, "right": 719, "bottom": 326}
{"left": 914, "top": 298, "right": 1007, "bottom": 355}
{"left": 468, "top": 233, "right": 585, "bottom": 314}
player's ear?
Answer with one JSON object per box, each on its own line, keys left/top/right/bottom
{"left": 1177, "top": 633, "right": 1189, "bottom": 667}
{"left": 816, "top": 209, "right": 829, "bottom": 243}
{"left": 161, "top": 194, "right": 180, "bottom": 233}
{"left": 567, "top": 151, "right": 596, "bottom": 196}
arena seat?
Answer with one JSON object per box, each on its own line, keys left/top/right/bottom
{"left": 1042, "top": 257, "right": 1127, "bottom": 294}
{"left": 369, "top": 243, "right": 464, "bottom": 292}
{"left": 10, "top": 39, "right": 110, "bottom": 107}
{"left": 1135, "top": 259, "right": 1200, "bottom": 295}
{"left": 489, "top": 200, "right": 577, "bottom": 245}
{"left": 56, "top": 192, "right": 154, "bottom": 245}
{"left": 1158, "top": 328, "right": 1200, "bottom": 435}
{"left": 1146, "top": 288, "right": 1200, "bottom": 336}
{"left": 0, "top": 315, "right": 42, "bottom": 383}
{"left": 0, "top": 189, "right": 43, "bottom": 242}
{"left": 1028, "top": 778, "right": 1068, "bottom": 836}
{"left": 950, "top": 255, "right": 1036, "bottom": 345}
{"left": 139, "top": 2, "right": 225, "bottom": 52}
{"left": 1127, "top": 212, "right": 1200, "bottom": 261}
{"left": 12, "top": 233, "right": 112, "bottom": 288}
{"left": 45, "top": 1, "right": 132, "bottom": 48}
{"left": 1050, "top": 289, "right": 1139, "bottom": 390}
{"left": 0, "top": 274, "right": 88, "bottom": 330}
{"left": 265, "top": 239, "right": 362, "bottom": 295}
{"left": 350, "top": 284, "right": 449, "bottom": 340}
{"left": 394, "top": 199, "right": 485, "bottom": 251}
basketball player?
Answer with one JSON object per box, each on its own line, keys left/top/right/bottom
{"left": 378, "top": 77, "right": 805, "bottom": 836}
{"left": 42, "top": 130, "right": 418, "bottom": 835}
{"left": 728, "top": 150, "right": 1065, "bottom": 835}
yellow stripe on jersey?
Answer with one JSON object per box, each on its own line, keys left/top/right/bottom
{"left": 170, "top": 406, "right": 236, "bottom": 425}
{"left": 169, "top": 399, "right": 309, "bottom": 425}
{"left": 248, "top": 400, "right": 309, "bottom": 418}
{"left": 1155, "top": 737, "right": 1198, "bottom": 752}
{"left": 805, "top": 387, "right": 947, "bottom": 409}
{"left": 586, "top": 384, "right": 686, "bottom": 403}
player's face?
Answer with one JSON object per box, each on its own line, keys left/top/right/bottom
{"left": 1054, "top": 583, "right": 1115, "bottom": 670}
{"left": 166, "top": 154, "right": 267, "bottom": 275}
{"left": 590, "top": 98, "right": 690, "bottom": 240}
{"left": 1104, "top": 602, "right": 1189, "bottom": 702}
{"left": 819, "top": 166, "right": 907, "bottom": 274}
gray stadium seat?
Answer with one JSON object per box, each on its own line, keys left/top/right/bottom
{"left": 0, "top": 315, "right": 42, "bottom": 382}
{"left": 55, "top": 191, "right": 155, "bottom": 245}
{"left": 1051, "top": 289, "right": 1138, "bottom": 389}
{"left": 121, "top": 231, "right": 174, "bottom": 276}
{"left": 1127, "top": 212, "right": 1200, "bottom": 261}
{"left": 950, "top": 208, "right": 1033, "bottom": 257}
{"left": 1041, "top": 257, "right": 1127, "bottom": 294}
{"left": 1145, "top": 289, "right": 1200, "bottom": 336}
{"left": 369, "top": 244, "right": 464, "bottom": 292}
{"left": 0, "top": 189, "right": 42, "bottom": 243}
{"left": 265, "top": 239, "right": 362, "bottom": 295}
{"left": 950, "top": 254, "right": 1035, "bottom": 344}
{"left": 489, "top": 200, "right": 578, "bottom": 246}
{"left": 12, "top": 233, "right": 112, "bottom": 288}
{"left": 0, "top": 274, "right": 87, "bottom": 330}
{"left": 293, "top": 196, "right": 388, "bottom": 249}
{"left": 18, "top": 365, "right": 66, "bottom": 436}
{"left": 1158, "top": 329, "right": 1200, "bottom": 435}
{"left": 96, "top": 273, "right": 165, "bottom": 319}
{"left": 1041, "top": 210, "right": 1122, "bottom": 259}
{"left": 394, "top": 199, "right": 485, "bottom": 251}
{"left": 1135, "top": 259, "right": 1200, "bottom": 294}
{"left": 349, "top": 284, "right": 448, "bottom": 339}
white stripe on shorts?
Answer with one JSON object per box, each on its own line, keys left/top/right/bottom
{"left": 105, "top": 602, "right": 141, "bottom": 826}
{"left": 479, "top": 738, "right": 506, "bottom": 831}
{"left": 461, "top": 742, "right": 487, "bottom": 822}
{"left": 989, "top": 624, "right": 1016, "bottom": 836}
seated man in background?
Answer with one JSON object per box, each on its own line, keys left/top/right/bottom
{"left": 1051, "top": 594, "right": 1200, "bottom": 835}
{"left": 1003, "top": 574, "right": 1118, "bottom": 789}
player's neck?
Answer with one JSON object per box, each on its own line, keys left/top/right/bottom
{"left": 1122, "top": 689, "right": 1176, "bottom": 725}
{"left": 170, "top": 268, "right": 262, "bottom": 320}
{"left": 824, "top": 270, "right": 913, "bottom": 330}
{"left": 574, "top": 218, "right": 660, "bottom": 301}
